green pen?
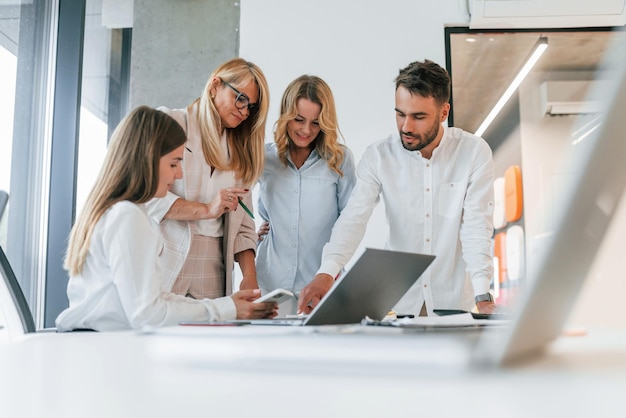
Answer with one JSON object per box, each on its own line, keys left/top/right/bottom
{"left": 238, "top": 197, "right": 255, "bottom": 219}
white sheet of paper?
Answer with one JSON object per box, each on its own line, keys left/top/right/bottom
{"left": 392, "top": 313, "right": 511, "bottom": 327}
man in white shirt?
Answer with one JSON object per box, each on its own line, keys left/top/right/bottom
{"left": 298, "top": 59, "right": 497, "bottom": 316}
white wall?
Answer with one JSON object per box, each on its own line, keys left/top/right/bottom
{"left": 518, "top": 72, "right": 589, "bottom": 278}
{"left": 240, "top": 0, "right": 469, "bottom": 265}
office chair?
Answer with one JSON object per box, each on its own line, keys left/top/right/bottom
{"left": 0, "top": 190, "right": 8, "bottom": 221}
{"left": 0, "top": 245, "right": 36, "bottom": 339}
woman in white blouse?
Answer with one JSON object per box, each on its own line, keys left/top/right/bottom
{"left": 56, "top": 106, "right": 275, "bottom": 332}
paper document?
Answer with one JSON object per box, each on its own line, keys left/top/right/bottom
{"left": 390, "top": 313, "right": 511, "bottom": 328}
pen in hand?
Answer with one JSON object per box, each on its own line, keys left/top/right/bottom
{"left": 238, "top": 197, "right": 255, "bottom": 219}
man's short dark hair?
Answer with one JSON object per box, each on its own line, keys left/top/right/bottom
{"left": 395, "top": 59, "right": 451, "bottom": 105}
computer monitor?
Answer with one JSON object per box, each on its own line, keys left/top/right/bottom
{"left": 489, "top": 31, "right": 626, "bottom": 365}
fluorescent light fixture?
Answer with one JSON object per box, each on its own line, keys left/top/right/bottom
{"left": 474, "top": 37, "right": 548, "bottom": 137}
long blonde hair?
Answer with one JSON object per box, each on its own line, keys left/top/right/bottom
{"left": 274, "top": 75, "right": 346, "bottom": 176}
{"left": 190, "top": 58, "right": 269, "bottom": 186}
{"left": 64, "top": 106, "right": 187, "bottom": 275}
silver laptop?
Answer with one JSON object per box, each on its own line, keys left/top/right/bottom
{"left": 181, "top": 248, "right": 435, "bottom": 327}
{"left": 475, "top": 32, "right": 626, "bottom": 366}
{"left": 302, "top": 248, "right": 435, "bottom": 326}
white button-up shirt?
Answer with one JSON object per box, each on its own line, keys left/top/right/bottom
{"left": 55, "top": 201, "right": 236, "bottom": 331}
{"left": 317, "top": 126, "right": 495, "bottom": 315}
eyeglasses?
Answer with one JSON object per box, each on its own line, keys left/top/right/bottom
{"left": 222, "top": 81, "right": 258, "bottom": 112}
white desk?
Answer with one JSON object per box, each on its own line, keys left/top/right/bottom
{"left": 1, "top": 325, "right": 625, "bottom": 418}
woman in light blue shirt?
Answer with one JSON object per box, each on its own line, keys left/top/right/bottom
{"left": 256, "top": 75, "right": 356, "bottom": 305}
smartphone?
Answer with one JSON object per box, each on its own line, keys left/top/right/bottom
{"left": 433, "top": 309, "right": 468, "bottom": 316}
{"left": 471, "top": 312, "right": 511, "bottom": 320}
{"left": 254, "top": 288, "right": 295, "bottom": 304}
{"left": 179, "top": 321, "right": 250, "bottom": 326}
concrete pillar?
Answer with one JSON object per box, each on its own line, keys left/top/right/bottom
{"left": 130, "top": 0, "right": 240, "bottom": 109}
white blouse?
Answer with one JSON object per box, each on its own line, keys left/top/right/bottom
{"left": 188, "top": 132, "right": 234, "bottom": 238}
{"left": 55, "top": 201, "right": 236, "bottom": 331}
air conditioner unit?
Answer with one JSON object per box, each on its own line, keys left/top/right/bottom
{"left": 470, "top": 0, "right": 626, "bottom": 29}
{"left": 539, "top": 80, "right": 608, "bottom": 115}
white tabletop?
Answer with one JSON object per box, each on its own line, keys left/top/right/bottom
{"left": 1, "top": 324, "right": 625, "bottom": 418}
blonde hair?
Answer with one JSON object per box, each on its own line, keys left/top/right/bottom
{"left": 274, "top": 75, "right": 345, "bottom": 176}
{"left": 64, "top": 106, "right": 187, "bottom": 276}
{"left": 190, "top": 58, "right": 269, "bottom": 186}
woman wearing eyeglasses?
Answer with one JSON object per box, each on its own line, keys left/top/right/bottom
{"left": 255, "top": 75, "right": 356, "bottom": 314}
{"left": 146, "top": 58, "right": 269, "bottom": 301}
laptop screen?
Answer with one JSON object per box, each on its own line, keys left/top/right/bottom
{"left": 304, "top": 248, "right": 435, "bottom": 326}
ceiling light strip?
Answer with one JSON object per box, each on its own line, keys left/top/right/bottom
{"left": 474, "top": 37, "right": 549, "bottom": 137}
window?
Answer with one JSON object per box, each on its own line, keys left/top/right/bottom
{"left": 0, "top": 0, "right": 130, "bottom": 327}
{"left": 0, "top": 0, "right": 57, "bottom": 326}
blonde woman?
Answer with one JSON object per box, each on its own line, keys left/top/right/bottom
{"left": 147, "top": 58, "right": 270, "bottom": 300}
{"left": 56, "top": 106, "right": 275, "bottom": 331}
{"left": 256, "top": 75, "right": 356, "bottom": 307}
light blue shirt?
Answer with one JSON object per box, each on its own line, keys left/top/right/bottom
{"left": 256, "top": 142, "right": 356, "bottom": 295}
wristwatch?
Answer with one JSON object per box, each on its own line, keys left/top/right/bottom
{"left": 474, "top": 292, "right": 494, "bottom": 303}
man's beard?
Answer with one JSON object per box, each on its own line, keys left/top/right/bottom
{"left": 400, "top": 121, "right": 440, "bottom": 152}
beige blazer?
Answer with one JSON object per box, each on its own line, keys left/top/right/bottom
{"left": 146, "top": 107, "right": 257, "bottom": 296}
